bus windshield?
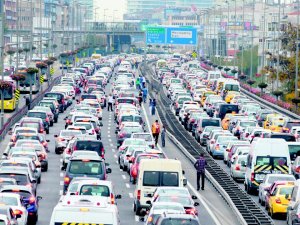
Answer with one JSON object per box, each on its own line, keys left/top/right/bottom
{"left": 0, "top": 87, "right": 13, "bottom": 100}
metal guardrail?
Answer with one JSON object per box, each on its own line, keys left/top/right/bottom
{"left": 140, "top": 62, "right": 274, "bottom": 225}
{"left": 0, "top": 75, "right": 62, "bottom": 142}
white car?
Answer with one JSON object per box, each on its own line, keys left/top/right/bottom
{"left": 0, "top": 193, "right": 28, "bottom": 225}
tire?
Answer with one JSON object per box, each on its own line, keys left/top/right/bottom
{"left": 38, "top": 176, "right": 41, "bottom": 184}
{"left": 258, "top": 197, "right": 261, "bottom": 203}
{"left": 55, "top": 148, "right": 60, "bottom": 154}
{"left": 46, "top": 129, "right": 49, "bottom": 134}
{"left": 44, "top": 164, "right": 48, "bottom": 172}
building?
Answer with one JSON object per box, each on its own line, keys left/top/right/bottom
{"left": 4, "top": 0, "right": 17, "bottom": 30}
{"left": 176, "top": 0, "right": 214, "bottom": 9}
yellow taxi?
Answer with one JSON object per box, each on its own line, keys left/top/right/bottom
{"left": 263, "top": 113, "right": 282, "bottom": 129}
{"left": 269, "top": 117, "right": 288, "bottom": 132}
{"left": 224, "top": 91, "right": 240, "bottom": 103}
{"left": 200, "top": 90, "right": 216, "bottom": 106}
{"left": 267, "top": 182, "right": 294, "bottom": 218}
{"left": 221, "top": 113, "right": 243, "bottom": 130}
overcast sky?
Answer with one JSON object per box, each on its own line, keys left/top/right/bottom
{"left": 94, "top": 0, "right": 126, "bottom": 22}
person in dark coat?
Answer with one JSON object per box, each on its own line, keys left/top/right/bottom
{"left": 151, "top": 99, "right": 156, "bottom": 115}
{"left": 194, "top": 153, "right": 207, "bottom": 191}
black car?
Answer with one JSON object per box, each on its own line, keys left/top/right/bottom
{"left": 217, "top": 104, "right": 239, "bottom": 120}
{"left": 38, "top": 100, "right": 59, "bottom": 123}
{"left": 72, "top": 139, "right": 105, "bottom": 158}
{"left": 44, "top": 92, "right": 65, "bottom": 112}
{"left": 27, "top": 111, "right": 50, "bottom": 134}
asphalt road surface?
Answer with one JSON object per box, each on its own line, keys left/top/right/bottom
{"left": 0, "top": 66, "right": 240, "bottom": 225}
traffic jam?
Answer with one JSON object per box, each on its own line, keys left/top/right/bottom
{"left": 155, "top": 53, "right": 300, "bottom": 223}
{"left": 0, "top": 51, "right": 299, "bottom": 225}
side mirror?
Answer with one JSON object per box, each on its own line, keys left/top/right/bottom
{"left": 54, "top": 134, "right": 58, "bottom": 137}
{"left": 191, "top": 195, "right": 197, "bottom": 200}
{"left": 146, "top": 200, "right": 152, "bottom": 205}
{"left": 264, "top": 187, "right": 270, "bottom": 192}
{"left": 61, "top": 166, "right": 66, "bottom": 171}
{"left": 115, "top": 194, "right": 122, "bottom": 199}
{"left": 16, "top": 214, "right": 21, "bottom": 219}
{"left": 183, "top": 178, "right": 187, "bottom": 186}
{"left": 287, "top": 206, "right": 292, "bottom": 211}
{"left": 241, "top": 161, "right": 246, "bottom": 167}
{"left": 106, "top": 168, "right": 112, "bottom": 174}
{"left": 46, "top": 140, "right": 50, "bottom": 142}
{"left": 31, "top": 180, "right": 37, "bottom": 184}
{"left": 194, "top": 202, "right": 200, "bottom": 207}
{"left": 146, "top": 193, "right": 153, "bottom": 198}
{"left": 37, "top": 196, "right": 42, "bottom": 201}
{"left": 285, "top": 194, "right": 291, "bottom": 200}
{"left": 182, "top": 170, "right": 185, "bottom": 175}
{"left": 100, "top": 122, "right": 103, "bottom": 127}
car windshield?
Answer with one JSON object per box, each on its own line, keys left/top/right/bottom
{"left": 75, "top": 141, "right": 102, "bottom": 151}
{"left": 0, "top": 196, "right": 18, "bottom": 206}
{"left": 69, "top": 160, "right": 103, "bottom": 175}
{"left": 124, "top": 139, "right": 146, "bottom": 146}
{"left": 279, "top": 187, "right": 293, "bottom": 195}
{"left": 61, "top": 130, "right": 81, "bottom": 137}
{"left": 122, "top": 126, "right": 143, "bottom": 133}
{"left": 158, "top": 196, "right": 192, "bottom": 206}
{"left": 132, "top": 134, "right": 152, "bottom": 141}
{"left": 0, "top": 174, "right": 27, "bottom": 185}
{"left": 240, "top": 121, "right": 256, "bottom": 127}
{"left": 79, "top": 185, "right": 110, "bottom": 196}
{"left": 0, "top": 87, "right": 13, "bottom": 100}
{"left": 12, "top": 154, "right": 37, "bottom": 161}
{"left": 74, "top": 123, "right": 92, "bottom": 130}
{"left": 178, "top": 98, "right": 192, "bottom": 104}
{"left": 225, "top": 84, "right": 239, "bottom": 91}
{"left": 202, "top": 119, "right": 220, "bottom": 127}
{"left": 17, "top": 135, "right": 39, "bottom": 141}
{"left": 1, "top": 190, "right": 31, "bottom": 198}
{"left": 21, "top": 123, "right": 39, "bottom": 129}
{"left": 143, "top": 171, "right": 178, "bottom": 186}
{"left": 160, "top": 219, "right": 199, "bottom": 225}
{"left": 217, "top": 136, "right": 237, "bottom": 143}
{"left": 137, "top": 155, "right": 159, "bottom": 163}
{"left": 68, "top": 128, "right": 86, "bottom": 134}
{"left": 268, "top": 176, "right": 295, "bottom": 184}
{"left": 16, "top": 130, "right": 36, "bottom": 135}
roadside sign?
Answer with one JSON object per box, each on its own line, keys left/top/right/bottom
{"left": 15, "top": 89, "right": 20, "bottom": 100}
{"left": 146, "top": 27, "right": 166, "bottom": 44}
{"left": 40, "top": 75, "right": 44, "bottom": 84}
{"left": 50, "top": 67, "right": 54, "bottom": 75}
{"left": 166, "top": 27, "right": 197, "bottom": 45}
{"left": 66, "top": 60, "right": 70, "bottom": 67}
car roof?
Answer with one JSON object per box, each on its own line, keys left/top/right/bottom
{"left": 0, "top": 185, "right": 32, "bottom": 192}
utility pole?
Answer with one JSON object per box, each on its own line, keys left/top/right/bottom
{"left": 40, "top": 0, "right": 43, "bottom": 61}
{"left": 250, "top": 0, "right": 255, "bottom": 80}
{"left": 233, "top": 0, "right": 237, "bottom": 78}
{"left": 28, "top": 0, "right": 33, "bottom": 67}
{"left": 276, "top": 0, "right": 281, "bottom": 90}
{"left": 16, "top": 0, "right": 20, "bottom": 74}
{"left": 240, "top": 0, "right": 245, "bottom": 76}
{"left": 0, "top": 0, "right": 4, "bottom": 128}
{"left": 295, "top": 0, "right": 299, "bottom": 98}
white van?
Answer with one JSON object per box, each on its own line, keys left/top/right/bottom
{"left": 133, "top": 159, "right": 187, "bottom": 216}
{"left": 221, "top": 80, "right": 240, "bottom": 96}
{"left": 50, "top": 196, "right": 120, "bottom": 225}
{"left": 244, "top": 138, "right": 291, "bottom": 194}
{"left": 289, "top": 180, "right": 300, "bottom": 210}
{"left": 207, "top": 71, "right": 221, "bottom": 82}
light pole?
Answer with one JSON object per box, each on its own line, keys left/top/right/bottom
{"left": 276, "top": 0, "right": 281, "bottom": 90}
{"left": 233, "top": 0, "right": 237, "bottom": 77}
{"left": 16, "top": 0, "right": 20, "bottom": 74}
{"left": 295, "top": 0, "right": 299, "bottom": 98}
{"left": 240, "top": 0, "right": 245, "bottom": 76}
{"left": 28, "top": 0, "right": 33, "bottom": 67}
{"left": 39, "top": 0, "right": 43, "bottom": 61}
{"left": 261, "top": 0, "right": 267, "bottom": 83}
{"left": 0, "top": 0, "right": 4, "bottom": 128}
{"left": 250, "top": 0, "right": 255, "bottom": 80}
{"left": 103, "top": 9, "right": 108, "bottom": 23}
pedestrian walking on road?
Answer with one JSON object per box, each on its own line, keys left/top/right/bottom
{"left": 108, "top": 94, "right": 114, "bottom": 112}
{"left": 142, "top": 86, "right": 148, "bottom": 103}
{"left": 24, "top": 95, "right": 30, "bottom": 110}
{"left": 151, "top": 120, "right": 161, "bottom": 146}
{"left": 161, "top": 125, "right": 166, "bottom": 147}
{"left": 136, "top": 77, "right": 140, "bottom": 89}
{"left": 151, "top": 99, "right": 156, "bottom": 116}
{"left": 194, "top": 153, "right": 207, "bottom": 191}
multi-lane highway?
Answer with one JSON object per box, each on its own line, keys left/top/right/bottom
{"left": 0, "top": 65, "right": 240, "bottom": 225}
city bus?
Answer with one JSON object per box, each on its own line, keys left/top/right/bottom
{"left": 19, "top": 70, "right": 40, "bottom": 94}
{"left": 0, "top": 77, "right": 17, "bottom": 111}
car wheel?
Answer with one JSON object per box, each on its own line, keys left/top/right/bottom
{"left": 258, "top": 196, "right": 261, "bottom": 203}
{"left": 44, "top": 164, "right": 48, "bottom": 172}
{"left": 55, "top": 148, "right": 60, "bottom": 154}
{"left": 261, "top": 200, "right": 265, "bottom": 206}
{"left": 270, "top": 208, "right": 275, "bottom": 219}
{"left": 46, "top": 129, "right": 49, "bottom": 134}
{"left": 38, "top": 176, "right": 41, "bottom": 184}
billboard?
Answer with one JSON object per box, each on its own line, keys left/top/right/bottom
{"left": 146, "top": 26, "right": 197, "bottom": 45}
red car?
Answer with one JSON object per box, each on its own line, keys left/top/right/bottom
{"left": 130, "top": 153, "right": 159, "bottom": 184}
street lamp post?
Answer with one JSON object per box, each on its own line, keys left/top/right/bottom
{"left": 0, "top": 0, "right": 4, "bottom": 128}
{"left": 276, "top": 0, "right": 281, "bottom": 90}
{"left": 250, "top": 0, "right": 255, "bottom": 80}
{"left": 295, "top": 0, "right": 299, "bottom": 98}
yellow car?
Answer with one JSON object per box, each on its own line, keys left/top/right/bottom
{"left": 269, "top": 118, "right": 288, "bottom": 132}
{"left": 267, "top": 183, "right": 294, "bottom": 218}
{"left": 225, "top": 91, "right": 240, "bottom": 103}
{"left": 263, "top": 114, "right": 283, "bottom": 129}
{"left": 200, "top": 91, "right": 216, "bottom": 106}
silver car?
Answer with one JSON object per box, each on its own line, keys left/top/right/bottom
{"left": 54, "top": 130, "right": 82, "bottom": 154}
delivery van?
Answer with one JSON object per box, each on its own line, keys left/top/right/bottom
{"left": 244, "top": 138, "right": 291, "bottom": 194}
{"left": 50, "top": 196, "right": 120, "bottom": 225}
{"left": 133, "top": 159, "right": 187, "bottom": 216}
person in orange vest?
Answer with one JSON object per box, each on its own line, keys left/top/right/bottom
{"left": 151, "top": 120, "right": 161, "bottom": 146}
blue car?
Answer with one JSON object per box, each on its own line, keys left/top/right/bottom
{"left": 0, "top": 185, "right": 42, "bottom": 224}
{"left": 210, "top": 136, "right": 238, "bottom": 159}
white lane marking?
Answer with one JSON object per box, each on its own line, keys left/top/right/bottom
{"left": 59, "top": 190, "right": 63, "bottom": 196}
{"left": 109, "top": 139, "right": 112, "bottom": 142}
{"left": 112, "top": 149, "right": 115, "bottom": 153}
{"left": 116, "top": 161, "right": 118, "bottom": 164}
{"left": 60, "top": 181, "right": 64, "bottom": 186}
{"left": 126, "top": 183, "right": 130, "bottom": 188}
{"left": 135, "top": 216, "right": 139, "bottom": 222}
{"left": 108, "top": 134, "right": 111, "bottom": 137}
{"left": 114, "top": 154, "right": 117, "bottom": 158}
{"left": 129, "top": 193, "right": 133, "bottom": 198}
{"left": 122, "top": 175, "right": 126, "bottom": 180}
{"left": 108, "top": 127, "right": 111, "bottom": 130}
{"left": 108, "top": 130, "right": 111, "bottom": 134}
{"left": 120, "top": 169, "right": 123, "bottom": 171}
{"left": 142, "top": 103, "right": 223, "bottom": 225}
{"left": 110, "top": 144, "right": 113, "bottom": 147}
{"left": 60, "top": 172, "right": 64, "bottom": 177}
{"left": 60, "top": 158, "right": 63, "bottom": 163}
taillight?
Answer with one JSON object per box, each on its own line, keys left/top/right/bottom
{"left": 191, "top": 119, "right": 195, "bottom": 123}
{"left": 250, "top": 173, "right": 255, "bottom": 182}
{"left": 101, "top": 147, "right": 105, "bottom": 158}
{"left": 42, "top": 142, "right": 47, "bottom": 147}
{"left": 66, "top": 119, "right": 71, "bottom": 124}
{"left": 137, "top": 190, "right": 141, "bottom": 200}
{"left": 185, "top": 208, "right": 197, "bottom": 215}
{"left": 45, "top": 117, "right": 49, "bottom": 122}
{"left": 26, "top": 183, "right": 32, "bottom": 188}
{"left": 58, "top": 137, "right": 65, "bottom": 141}
{"left": 64, "top": 176, "right": 70, "bottom": 185}
{"left": 110, "top": 193, "right": 115, "bottom": 204}
{"left": 296, "top": 167, "right": 300, "bottom": 173}
{"left": 235, "top": 165, "right": 240, "bottom": 171}
{"left": 119, "top": 133, "right": 125, "bottom": 138}
{"left": 275, "top": 198, "right": 281, "bottom": 204}
{"left": 215, "top": 144, "right": 220, "bottom": 150}
{"left": 91, "top": 129, "right": 95, "bottom": 134}
{"left": 40, "top": 129, "right": 44, "bottom": 133}
{"left": 14, "top": 209, "right": 23, "bottom": 215}
{"left": 66, "top": 148, "right": 71, "bottom": 154}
